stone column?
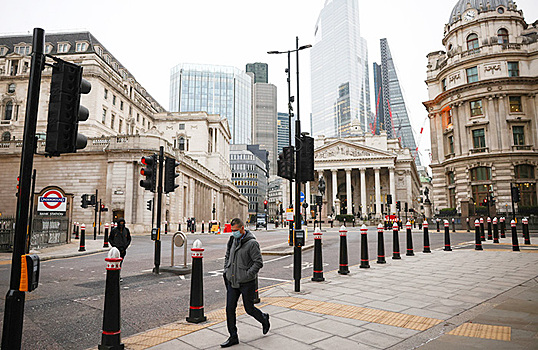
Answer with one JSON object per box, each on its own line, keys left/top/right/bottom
{"left": 374, "top": 167, "right": 381, "bottom": 218}
{"left": 331, "top": 169, "right": 338, "bottom": 214}
{"left": 389, "top": 166, "right": 396, "bottom": 215}
{"left": 345, "top": 168, "right": 352, "bottom": 215}
{"left": 360, "top": 168, "right": 367, "bottom": 218}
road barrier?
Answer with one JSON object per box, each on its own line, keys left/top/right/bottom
{"left": 79, "top": 223, "right": 86, "bottom": 252}
{"left": 392, "top": 222, "right": 401, "bottom": 259}
{"left": 487, "top": 217, "right": 492, "bottom": 240}
{"left": 406, "top": 221, "right": 414, "bottom": 256}
{"left": 474, "top": 219, "right": 483, "bottom": 251}
{"left": 500, "top": 217, "right": 506, "bottom": 238}
{"left": 377, "top": 224, "right": 386, "bottom": 263}
{"left": 338, "top": 225, "right": 349, "bottom": 275}
{"left": 423, "top": 220, "right": 431, "bottom": 253}
{"left": 480, "top": 218, "right": 485, "bottom": 241}
{"left": 522, "top": 218, "right": 530, "bottom": 245}
{"left": 103, "top": 223, "right": 110, "bottom": 248}
{"left": 443, "top": 220, "right": 452, "bottom": 251}
{"left": 511, "top": 220, "right": 520, "bottom": 252}
{"left": 186, "top": 239, "right": 206, "bottom": 323}
{"left": 360, "top": 225, "right": 370, "bottom": 268}
{"left": 312, "top": 227, "right": 325, "bottom": 281}
{"left": 493, "top": 217, "right": 499, "bottom": 243}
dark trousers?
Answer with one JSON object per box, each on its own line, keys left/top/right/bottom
{"left": 224, "top": 276, "right": 265, "bottom": 337}
{"left": 119, "top": 249, "right": 126, "bottom": 266}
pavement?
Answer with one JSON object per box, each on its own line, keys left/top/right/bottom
{"left": 2, "top": 229, "right": 538, "bottom": 349}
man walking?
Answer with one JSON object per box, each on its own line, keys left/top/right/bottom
{"left": 109, "top": 218, "right": 131, "bottom": 274}
{"left": 221, "top": 218, "right": 269, "bottom": 347}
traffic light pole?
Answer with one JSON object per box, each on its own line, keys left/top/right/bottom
{"left": 94, "top": 189, "right": 98, "bottom": 240}
{"left": 2, "top": 28, "right": 45, "bottom": 350}
{"left": 294, "top": 36, "right": 302, "bottom": 293}
{"left": 98, "top": 199, "right": 102, "bottom": 236}
{"left": 26, "top": 169, "right": 37, "bottom": 253}
{"left": 287, "top": 50, "right": 294, "bottom": 247}
{"left": 153, "top": 146, "right": 164, "bottom": 275}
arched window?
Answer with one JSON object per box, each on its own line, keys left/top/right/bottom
{"left": 467, "top": 33, "right": 479, "bottom": 50}
{"left": 497, "top": 28, "right": 509, "bottom": 44}
{"left": 4, "top": 101, "right": 13, "bottom": 120}
{"left": 2, "top": 131, "right": 10, "bottom": 141}
{"left": 179, "top": 137, "right": 185, "bottom": 151}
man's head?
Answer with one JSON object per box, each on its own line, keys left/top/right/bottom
{"left": 117, "top": 218, "right": 126, "bottom": 228}
{"left": 230, "top": 218, "right": 245, "bottom": 234}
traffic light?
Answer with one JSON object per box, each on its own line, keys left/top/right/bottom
{"left": 89, "top": 194, "right": 96, "bottom": 206}
{"left": 299, "top": 135, "right": 314, "bottom": 182}
{"left": 146, "top": 199, "right": 152, "bottom": 211}
{"left": 396, "top": 201, "right": 401, "bottom": 211}
{"left": 16, "top": 176, "right": 19, "bottom": 197}
{"left": 100, "top": 204, "right": 108, "bottom": 212}
{"left": 277, "top": 146, "right": 295, "bottom": 180}
{"left": 164, "top": 157, "right": 180, "bottom": 193}
{"left": 45, "top": 58, "right": 91, "bottom": 156}
{"left": 81, "top": 194, "right": 89, "bottom": 208}
{"left": 140, "top": 155, "right": 157, "bottom": 192}
{"left": 386, "top": 194, "right": 392, "bottom": 205}
{"left": 404, "top": 202, "right": 408, "bottom": 212}
{"left": 264, "top": 200, "right": 268, "bottom": 210}
{"left": 511, "top": 186, "right": 520, "bottom": 203}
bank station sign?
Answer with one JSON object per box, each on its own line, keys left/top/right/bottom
{"left": 37, "top": 189, "right": 67, "bottom": 216}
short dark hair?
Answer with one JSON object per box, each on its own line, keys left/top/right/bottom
{"left": 230, "top": 218, "right": 244, "bottom": 228}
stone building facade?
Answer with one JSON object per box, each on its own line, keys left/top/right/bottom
{"left": 424, "top": 0, "right": 538, "bottom": 217}
{"left": 0, "top": 31, "right": 247, "bottom": 234}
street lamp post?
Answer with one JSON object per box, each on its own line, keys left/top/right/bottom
{"left": 268, "top": 38, "right": 311, "bottom": 292}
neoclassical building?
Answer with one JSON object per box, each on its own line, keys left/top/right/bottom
{"left": 424, "top": 0, "right": 538, "bottom": 216}
{"left": 308, "top": 122, "right": 421, "bottom": 222}
{"left": 0, "top": 31, "right": 247, "bottom": 236}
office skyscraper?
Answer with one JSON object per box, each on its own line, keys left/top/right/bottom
{"left": 246, "top": 62, "right": 268, "bottom": 84}
{"left": 169, "top": 63, "right": 252, "bottom": 144}
{"left": 252, "top": 82, "right": 278, "bottom": 176}
{"left": 311, "top": 0, "right": 371, "bottom": 138}
{"left": 374, "top": 38, "right": 420, "bottom": 165}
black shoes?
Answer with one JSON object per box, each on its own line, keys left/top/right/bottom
{"left": 262, "top": 313, "right": 270, "bottom": 335}
{"left": 220, "top": 336, "right": 239, "bottom": 348}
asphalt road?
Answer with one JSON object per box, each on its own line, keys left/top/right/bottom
{"left": 0, "top": 225, "right": 475, "bottom": 349}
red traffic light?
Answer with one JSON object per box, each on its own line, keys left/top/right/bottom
{"left": 264, "top": 200, "right": 268, "bottom": 205}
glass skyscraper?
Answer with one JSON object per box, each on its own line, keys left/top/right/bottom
{"left": 374, "top": 39, "right": 420, "bottom": 165}
{"left": 311, "top": 0, "right": 371, "bottom": 138}
{"left": 169, "top": 63, "right": 252, "bottom": 144}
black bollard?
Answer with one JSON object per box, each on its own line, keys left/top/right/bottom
{"left": 360, "top": 225, "right": 370, "bottom": 268}
{"left": 377, "top": 224, "right": 386, "bottom": 263}
{"left": 406, "top": 221, "right": 414, "bottom": 256}
{"left": 443, "top": 220, "right": 452, "bottom": 251}
{"left": 436, "top": 218, "right": 440, "bottom": 233}
{"left": 423, "top": 220, "right": 431, "bottom": 253}
{"left": 201, "top": 221, "right": 204, "bottom": 233}
{"left": 73, "top": 222, "right": 77, "bottom": 237}
{"left": 312, "top": 228, "right": 325, "bottom": 281}
{"left": 466, "top": 218, "right": 470, "bottom": 232}
{"left": 338, "top": 225, "right": 349, "bottom": 275}
{"left": 187, "top": 239, "right": 207, "bottom": 323}
{"left": 103, "top": 223, "right": 110, "bottom": 248}
{"left": 510, "top": 220, "right": 520, "bottom": 252}
{"left": 493, "top": 217, "right": 499, "bottom": 243}
{"left": 500, "top": 217, "right": 506, "bottom": 238}
{"left": 487, "top": 217, "right": 492, "bottom": 240}
{"left": 178, "top": 222, "right": 181, "bottom": 232}
{"left": 392, "top": 222, "right": 401, "bottom": 259}
{"left": 452, "top": 218, "right": 455, "bottom": 233}
{"left": 474, "top": 219, "right": 483, "bottom": 250}
{"left": 99, "top": 247, "right": 124, "bottom": 350}
{"left": 522, "top": 218, "right": 531, "bottom": 245}
{"left": 480, "top": 218, "right": 485, "bottom": 241}
{"left": 76, "top": 222, "right": 80, "bottom": 239}
{"left": 79, "top": 223, "right": 86, "bottom": 252}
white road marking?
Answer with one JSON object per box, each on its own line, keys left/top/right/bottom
{"left": 179, "top": 275, "right": 185, "bottom": 280}
{"left": 264, "top": 255, "right": 291, "bottom": 263}
{"left": 141, "top": 269, "right": 153, "bottom": 272}
{"left": 258, "top": 276, "right": 292, "bottom": 282}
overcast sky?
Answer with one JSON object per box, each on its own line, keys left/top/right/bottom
{"left": 1, "top": 0, "right": 537, "bottom": 166}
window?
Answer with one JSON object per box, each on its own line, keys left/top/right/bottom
{"left": 119, "top": 119, "right": 123, "bottom": 133}
{"left": 102, "top": 108, "right": 107, "bottom": 123}
{"left": 447, "top": 171, "right": 455, "bottom": 185}
{"left": 2, "top": 131, "right": 10, "bottom": 141}
{"left": 442, "top": 78, "right": 447, "bottom": 92}
{"left": 472, "top": 184, "right": 491, "bottom": 206}
{"left": 104, "top": 89, "right": 108, "bottom": 99}
{"left": 466, "top": 34, "right": 479, "bottom": 50}
{"left": 75, "top": 42, "right": 88, "bottom": 52}
{"left": 120, "top": 100, "right": 124, "bottom": 110}
{"left": 10, "top": 60, "right": 18, "bottom": 76}
{"left": 515, "top": 164, "right": 534, "bottom": 179}
{"left": 497, "top": 28, "right": 509, "bottom": 44}
{"left": 14, "top": 45, "right": 31, "bottom": 55}
{"left": 57, "top": 43, "right": 69, "bottom": 53}
{"left": 0, "top": 47, "right": 7, "bottom": 56}
{"left": 449, "top": 188, "right": 456, "bottom": 208}
{"left": 4, "top": 101, "right": 13, "bottom": 120}
{"left": 45, "top": 44, "right": 53, "bottom": 54}
{"left": 513, "top": 126, "right": 525, "bottom": 145}
{"left": 7, "top": 83, "right": 15, "bottom": 93}
{"left": 466, "top": 66, "right": 478, "bottom": 83}
{"left": 112, "top": 95, "right": 116, "bottom": 105}
{"left": 471, "top": 166, "right": 491, "bottom": 181}
{"left": 470, "top": 99, "right": 483, "bottom": 116}
{"left": 111, "top": 114, "right": 115, "bottom": 129}
{"left": 179, "top": 137, "right": 185, "bottom": 151}
{"left": 515, "top": 182, "right": 537, "bottom": 207}
{"left": 509, "top": 96, "right": 522, "bottom": 113}
{"left": 136, "top": 113, "right": 140, "bottom": 122}
{"left": 179, "top": 123, "right": 185, "bottom": 130}
{"left": 472, "top": 129, "right": 486, "bottom": 149}
{"left": 508, "top": 62, "right": 519, "bottom": 77}
{"left": 128, "top": 105, "right": 132, "bottom": 116}
{"left": 448, "top": 135, "right": 454, "bottom": 154}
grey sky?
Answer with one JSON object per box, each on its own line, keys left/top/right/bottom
{"left": 1, "top": 0, "right": 537, "bottom": 166}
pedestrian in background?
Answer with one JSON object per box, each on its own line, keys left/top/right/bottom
{"left": 221, "top": 218, "right": 269, "bottom": 347}
{"left": 109, "top": 218, "right": 131, "bottom": 270}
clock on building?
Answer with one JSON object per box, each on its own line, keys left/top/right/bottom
{"left": 463, "top": 9, "right": 477, "bottom": 22}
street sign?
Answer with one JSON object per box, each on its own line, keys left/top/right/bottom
{"left": 300, "top": 191, "right": 305, "bottom": 203}
{"left": 37, "top": 189, "right": 67, "bottom": 215}
{"left": 286, "top": 208, "right": 294, "bottom": 221}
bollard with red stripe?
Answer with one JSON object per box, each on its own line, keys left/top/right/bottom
{"left": 338, "top": 225, "right": 349, "bottom": 275}
{"left": 406, "top": 221, "right": 414, "bottom": 256}
{"left": 377, "top": 224, "right": 386, "bottom": 263}
{"left": 392, "top": 222, "right": 401, "bottom": 259}
{"left": 423, "top": 220, "right": 431, "bottom": 253}
{"left": 79, "top": 223, "right": 86, "bottom": 252}
{"left": 451, "top": 218, "right": 455, "bottom": 233}
{"left": 443, "top": 220, "right": 452, "bottom": 251}
{"left": 492, "top": 217, "right": 499, "bottom": 243}
{"left": 436, "top": 218, "right": 440, "bottom": 232}
{"left": 510, "top": 220, "right": 520, "bottom": 252}
{"left": 487, "top": 217, "right": 492, "bottom": 240}
{"left": 500, "top": 217, "right": 506, "bottom": 238}
{"left": 360, "top": 225, "right": 370, "bottom": 268}
{"left": 75, "top": 222, "right": 80, "bottom": 239}
{"left": 187, "top": 239, "right": 207, "bottom": 323}
{"left": 103, "top": 223, "right": 110, "bottom": 248}
{"left": 201, "top": 220, "right": 204, "bottom": 233}
{"left": 99, "top": 247, "right": 124, "bottom": 350}
{"left": 73, "top": 222, "right": 77, "bottom": 237}
{"left": 479, "top": 218, "right": 485, "bottom": 241}
{"left": 466, "top": 217, "right": 470, "bottom": 232}
{"left": 312, "top": 227, "right": 325, "bottom": 281}
{"left": 474, "top": 219, "right": 483, "bottom": 250}
{"left": 522, "top": 218, "right": 531, "bottom": 245}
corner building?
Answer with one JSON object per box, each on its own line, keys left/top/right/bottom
{"left": 424, "top": 0, "right": 538, "bottom": 216}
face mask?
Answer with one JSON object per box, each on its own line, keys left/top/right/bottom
{"left": 232, "top": 230, "right": 242, "bottom": 238}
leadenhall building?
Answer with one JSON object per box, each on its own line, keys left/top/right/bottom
{"left": 424, "top": 0, "right": 537, "bottom": 217}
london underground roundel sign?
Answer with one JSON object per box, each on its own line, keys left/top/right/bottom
{"left": 38, "top": 189, "right": 67, "bottom": 212}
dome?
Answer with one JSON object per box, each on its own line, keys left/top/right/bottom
{"left": 448, "top": 0, "right": 515, "bottom": 24}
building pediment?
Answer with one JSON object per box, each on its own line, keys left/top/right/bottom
{"left": 315, "top": 140, "right": 395, "bottom": 161}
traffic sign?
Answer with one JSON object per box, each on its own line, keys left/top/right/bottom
{"left": 300, "top": 191, "right": 305, "bottom": 203}
{"left": 286, "top": 208, "right": 294, "bottom": 221}
{"left": 38, "top": 189, "right": 66, "bottom": 212}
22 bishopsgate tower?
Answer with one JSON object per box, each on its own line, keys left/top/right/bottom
{"left": 311, "top": 0, "right": 371, "bottom": 138}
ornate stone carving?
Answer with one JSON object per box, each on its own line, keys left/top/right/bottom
{"left": 315, "top": 144, "right": 375, "bottom": 160}
{"left": 448, "top": 72, "right": 460, "bottom": 83}
{"left": 483, "top": 63, "right": 501, "bottom": 74}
